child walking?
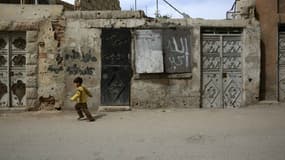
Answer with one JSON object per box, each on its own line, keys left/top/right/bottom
{"left": 70, "top": 77, "right": 95, "bottom": 121}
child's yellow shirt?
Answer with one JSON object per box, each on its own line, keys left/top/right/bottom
{"left": 70, "top": 86, "right": 92, "bottom": 103}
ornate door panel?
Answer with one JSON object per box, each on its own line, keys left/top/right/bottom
{"left": 279, "top": 32, "right": 285, "bottom": 101}
{"left": 0, "top": 32, "right": 26, "bottom": 108}
{"left": 202, "top": 34, "right": 242, "bottom": 108}
{"left": 10, "top": 34, "right": 27, "bottom": 107}
{"left": 201, "top": 35, "right": 222, "bottom": 108}
{"left": 0, "top": 33, "right": 9, "bottom": 107}
{"left": 101, "top": 29, "right": 131, "bottom": 106}
{"left": 222, "top": 36, "right": 242, "bottom": 108}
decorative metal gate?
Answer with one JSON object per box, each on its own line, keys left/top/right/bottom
{"left": 279, "top": 31, "right": 285, "bottom": 102}
{"left": 0, "top": 32, "right": 26, "bottom": 108}
{"left": 101, "top": 29, "right": 131, "bottom": 106}
{"left": 202, "top": 31, "right": 242, "bottom": 108}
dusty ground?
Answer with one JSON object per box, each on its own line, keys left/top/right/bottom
{"left": 1, "top": 103, "right": 285, "bottom": 160}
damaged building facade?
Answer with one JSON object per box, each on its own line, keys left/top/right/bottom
{"left": 228, "top": 0, "right": 285, "bottom": 103}
{"left": 0, "top": 0, "right": 261, "bottom": 110}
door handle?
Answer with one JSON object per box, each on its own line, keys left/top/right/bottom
{"left": 223, "top": 73, "right": 227, "bottom": 78}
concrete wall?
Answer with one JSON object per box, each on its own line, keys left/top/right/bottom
{"left": 242, "top": 20, "right": 261, "bottom": 105}
{"left": 62, "top": 19, "right": 101, "bottom": 109}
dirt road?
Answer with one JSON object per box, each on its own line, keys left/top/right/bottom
{"left": 1, "top": 104, "right": 285, "bottom": 160}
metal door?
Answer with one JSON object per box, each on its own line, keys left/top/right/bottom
{"left": 0, "top": 32, "right": 26, "bottom": 108}
{"left": 222, "top": 36, "right": 242, "bottom": 107}
{"left": 202, "top": 33, "right": 242, "bottom": 108}
{"left": 101, "top": 29, "right": 131, "bottom": 106}
{"left": 279, "top": 32, "right": 285, "bottom": 101}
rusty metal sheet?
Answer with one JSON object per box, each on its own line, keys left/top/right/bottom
{"left": 135, "top": 30, "right": 164, "bottom": 73}
{"left": 163, "top": 29, "right": 191, "bottom": 73}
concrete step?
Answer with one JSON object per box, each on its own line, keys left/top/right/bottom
{"left": 98, "top": 106, "right": 131, "bottom": 112}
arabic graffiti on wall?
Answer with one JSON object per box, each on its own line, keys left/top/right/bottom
{"left": 66, "top": 64, "right": 95, "bottom": 75}
{"left": 48, "top": 47, "right": 97, "bottom": 75}
{"left": 65, "top": 49, "right": 97, "bottom": 63}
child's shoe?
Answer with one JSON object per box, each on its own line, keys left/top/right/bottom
{"left": 77, "top": 116, "right": 85, "bottom": 120}
{"left": 89, "top": 118, "right": 95, "bottom": 122}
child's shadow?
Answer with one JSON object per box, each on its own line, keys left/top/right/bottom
{"left": 93, "top": 113, "right": 107, "bottom": 120}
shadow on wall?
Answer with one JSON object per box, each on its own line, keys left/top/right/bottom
{"left": 259, "top": 40, "right": 265, "bottom": 100}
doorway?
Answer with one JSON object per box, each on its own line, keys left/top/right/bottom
{"left": 0, "top": 32, "right": 27, "bottom": 108}
{"left": 201, "top": 28, "right": 243, "bottom": 108}
{"left": 100, "top": 29, "right": 131, "bottom": 106}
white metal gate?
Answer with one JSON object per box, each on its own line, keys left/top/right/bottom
{"left": 202, "top": 31, "right": 242, "bottom": 108}
{"left": 279, "top": 31, "right": 285, "bottom": 102}
{"left": 0, "top": 32, "right": 27, "bottom": 108}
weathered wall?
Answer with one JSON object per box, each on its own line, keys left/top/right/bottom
{"left": 255, "top": 0, "right": 279, "bottom": 100}
{"left": 63, "top": 12, "right": 200, "bottom": 108}
{"left": 63, "top": 11, "right": 261, "bottom": 108}
{"left": 0, "top": 4, "right": 63, "bottom": 32}
{"left": 279, "top": 0, "right": 285, "bottom": 13}
{"left": 242, "top": 19, "right": 261, "bottom": 105}
{"left": 131, "top": 78, "right": 199, "bottom": 108}
{"left": 0, "top": 6, "right": 262, "bottom": 109}
{"left": 25, "top": 31, "right": 40, "bottom": 108}
{"left": 77, "top": 0, "right": 120, "bottom": 11}
{"left": 0, "top": 4, "right": 64, "bottom": 109}
{"left": 236, "top": 0, "right": 255, "bottom": 18}
{"left": 234, "top": 0, "right": 280, "bottom": 101}
{"left": 0, "top": 4, "right": 63, "bottom": 21}
{"left": 37, "top": 17, "right": 66, "bottom": 109}
{"left": 62, "top": 19, "right": 101, "bottom": 109}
